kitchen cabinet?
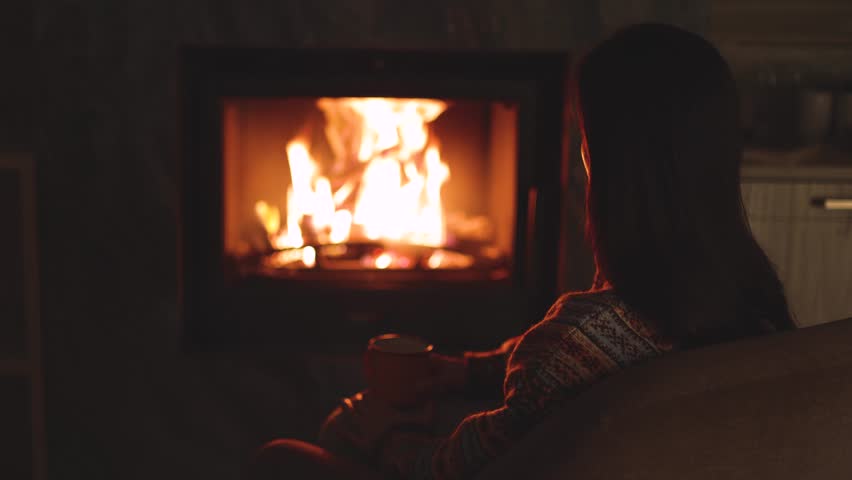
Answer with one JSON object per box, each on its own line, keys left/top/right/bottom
{"left": 742, "top": 164, "right": 852, "bottom": 326}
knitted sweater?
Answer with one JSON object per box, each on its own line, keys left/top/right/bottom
{"left": 381, "top": 289, "right": 673, "bottom": 480}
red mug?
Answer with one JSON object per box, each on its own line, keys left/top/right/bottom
{"left": 364, "top": 333, "right": 434, "bottom": 407}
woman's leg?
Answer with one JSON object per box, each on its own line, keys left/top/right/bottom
{"left": 247, "top": 439, "right": 384, "bottom": 480}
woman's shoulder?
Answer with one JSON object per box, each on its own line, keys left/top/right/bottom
{"left": 511, "top": 289, "right": 670, "bottom": 368}
{"left": 542, "top": 288, "right": 629, "bottom": 327}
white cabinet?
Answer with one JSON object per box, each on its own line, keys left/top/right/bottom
{"left": 742, "top": 166, "right": 852, "bottom": 326}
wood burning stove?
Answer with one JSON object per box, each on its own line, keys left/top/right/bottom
{"left": 181, "top": 48, "right": 569, "bottom": 349}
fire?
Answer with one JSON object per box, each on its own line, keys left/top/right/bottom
{"left": 257, "top": 97, "right": 451, "bottom": 252}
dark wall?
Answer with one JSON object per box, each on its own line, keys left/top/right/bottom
{"left": 19, "top": 1, "right": 704, "bottom": 479}
{"left": 0, "top": 0, "right": 33, "bottom": 149}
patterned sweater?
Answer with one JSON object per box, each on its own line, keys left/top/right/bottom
{"left": 381, "top": 289, "right": 673, "bottom": 480}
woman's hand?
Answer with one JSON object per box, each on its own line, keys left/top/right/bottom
{"left": 320, "top": 391, "right": 435, "bottom": 456}
{"left": 319, "top": 355, "right": 468, "bottom": 456}
{"left": 413, "top": 353, "right": 468, "bottom": 397}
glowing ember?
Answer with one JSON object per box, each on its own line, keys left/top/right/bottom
{"left": 302, "top": 246, "right": 317, "bottom": 268}
{"left": 264, "top": 246, "right": 317, "bottom": 269}
{"left": 374, "top": 252, "right": 393, "bottom": 270}
{"left": 426, "top": 250, "right": 444, "bottom": 269}
{"left": 257, "top": 98, "right": 451, "bottom": 254}
{"left": 426, "top": 249, "right": 474, "bottom": 270}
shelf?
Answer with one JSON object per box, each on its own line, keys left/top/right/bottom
{"left": 743, "top": 164, "right": 852, "bottom": 181}
{"left": 742, "top": 146, "right": 852, "bottom": 181}
{"left": 710, "top": 0, "right": 852, "bottom": 46}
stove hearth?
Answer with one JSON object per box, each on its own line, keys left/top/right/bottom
{"left": 181, "top": 48, "right": 569, "bottom": 349}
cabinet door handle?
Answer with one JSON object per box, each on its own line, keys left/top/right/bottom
{"left": 811, "top": 197, "right": 852, "bottom": 211}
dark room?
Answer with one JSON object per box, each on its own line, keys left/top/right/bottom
{"left": 1, "top": 1, "right": 852, "bottom": 479}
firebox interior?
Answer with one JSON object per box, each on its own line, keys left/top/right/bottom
{"left": 222, "top": 97, "right": 518, "bottom": 283}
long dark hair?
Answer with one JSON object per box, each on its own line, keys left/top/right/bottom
{"left": 572, "top": 24, "right": 795, "bottom": 347}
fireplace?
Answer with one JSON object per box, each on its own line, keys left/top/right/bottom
{"left": 181, "top": 49, "right": 569, "bottom": 349}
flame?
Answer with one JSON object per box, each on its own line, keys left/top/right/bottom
{"left": 329, "top": 210, "right": 353, "bottom": 244}
{"left": 254, "top": 201, "right": 280, "bottom": 236}
{"left": 256, "top": 98, "right": 451, "bottom": 254}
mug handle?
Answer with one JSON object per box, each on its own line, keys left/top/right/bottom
{"left": 363, "top": 350, "right": 374, "bottom": 387}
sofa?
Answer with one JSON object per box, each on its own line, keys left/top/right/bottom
{"left": 477, "top": 317, "right": 852, "bottom": 479}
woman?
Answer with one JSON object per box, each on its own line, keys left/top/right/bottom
{"left": 250, "top": 23, "right": 795, "bottom": 480}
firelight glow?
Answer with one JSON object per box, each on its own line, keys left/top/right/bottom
{"left": 257, "top": 97, "right": 452, "bottom": 252}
